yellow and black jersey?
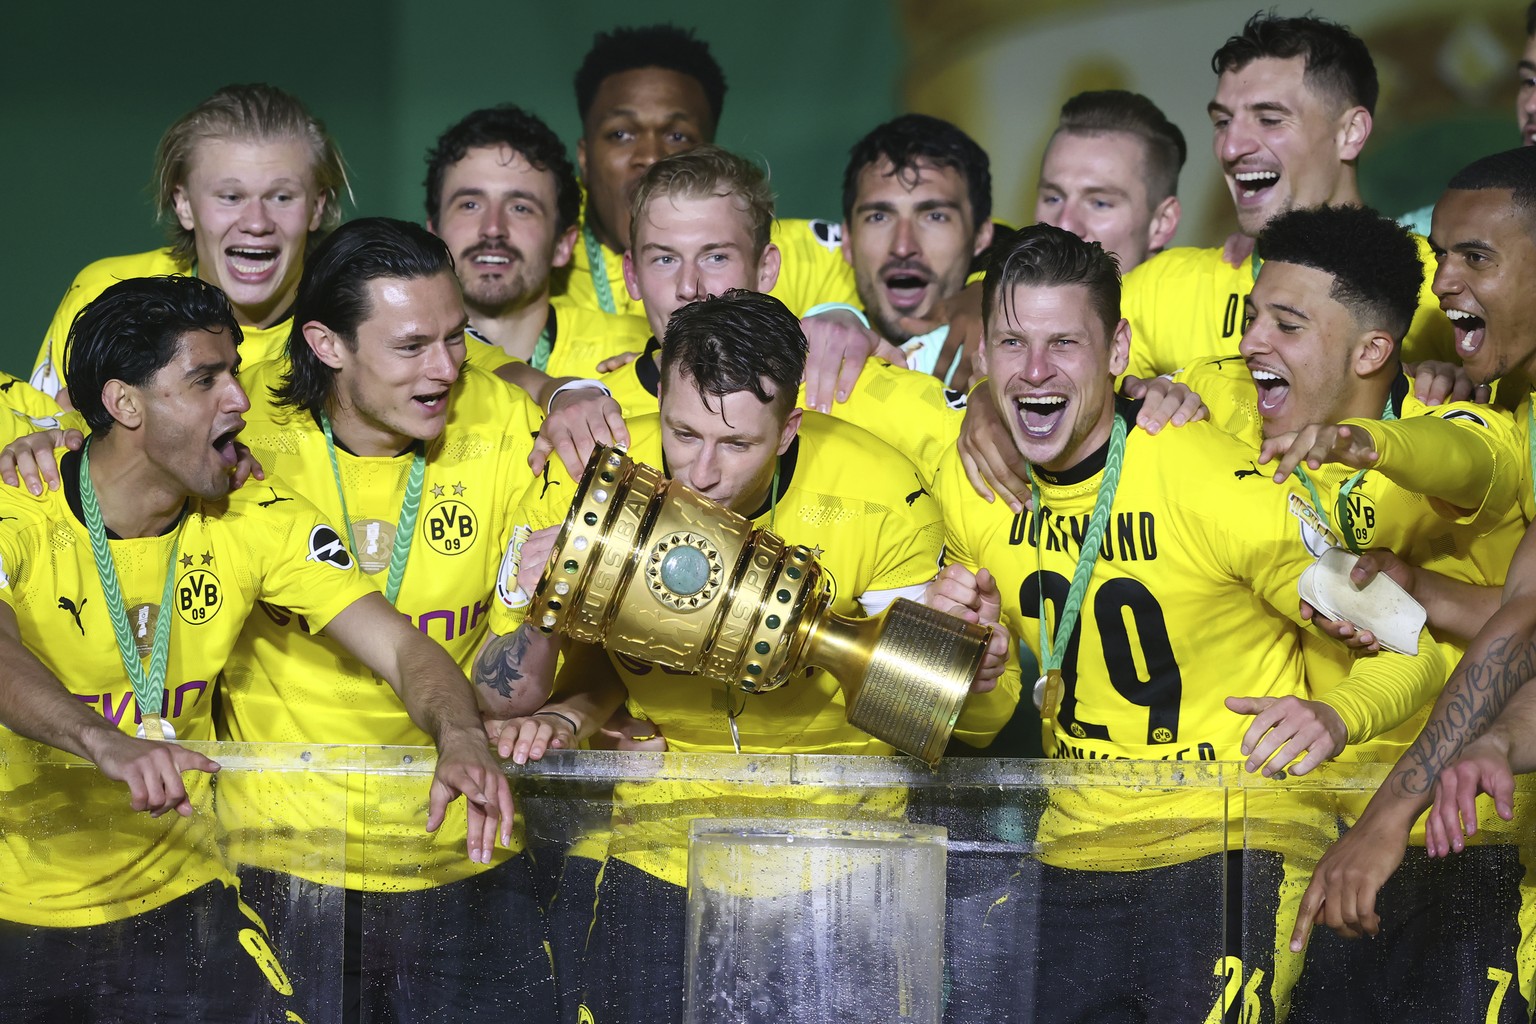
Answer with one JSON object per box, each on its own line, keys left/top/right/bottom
{"left": 32, "top": 250, "right": 293, "bottom": 401}
{"left": 0, "top": 452, "right": 372, "bottom": 926}
{"left": 216, "top": 360, "right": 543, "bottom": 890}
{"left": 595, "top": 339, "right": 965, "bottom": 489}
{"left": 1181, "top": 358, "right": 1526, "bottom": 759}
{"left": 1122, "top": 237, "right": 1454, "bottom": 379}
{"left": 462, "top": 302, "right": 650, "bottom": 379}
{"left": 933, "top": 400, "right": 1443, "bottom": 869}
{"left": 0, "top": 371, "right": 80, "bottom": 448}
{"left": 494, "top": 410, "right": 988, "bottom": 885}
{"left": 557, "top": 215, "right": 859, "bottom": 319}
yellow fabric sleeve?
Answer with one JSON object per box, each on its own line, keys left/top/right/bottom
{"left": 1340, "top": 415, "right": 1514, "bottom": 524}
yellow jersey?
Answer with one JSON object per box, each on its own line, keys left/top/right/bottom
{"left": 596, "top": 340, "right": 965, "bottom": 489}
{"left": 0, "top": 451, "right": 372, "bottom": 926}
{"left": 557, "top": 216, "right": 859, "bottom": 319}
{"left": 215, "top": 360, "right": 544, "bottom": 890}
{"left": 462, "top": 302, "right": 651, "bottom": 379}
{"left": 494, "top": 412, "right": 1014, "bottom": 885}
{"left": 933, "top": 401, "right": 1444, "bottom": 870}
{"left": 1121, "top": 237, "right": 1454, "bottom": 379}
{"left": 32, "top": 249, "right": 294, "bottom": 401}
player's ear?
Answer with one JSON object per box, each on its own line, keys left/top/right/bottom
{"left": 1354, "top": 328, "right": 1395, "bottom": 377}
{"left": 303, "top": 321, "right": 348, "bottom": 371}
{"left": 172, "top": 186, "right": 196, "bottom": 233}
{"left": 1337, "top": 106, "right": 1371, "bottom": 162}
{"left": 621, "top": 250, "right": 642, "bottom": 302}
{"left": 777, "top": 406, "right": 802, "bottom": 454}
{"left": 1147, "top": 196, "right": 1181, "bottom": 253}
{"left": 552, "top": 224, "right": 579, "bottom": 271}
{"left": 756, "top": 243, "right": 782, "bottom": 293}
{"left": 1109, "top": 318, "right": 1131, "bottom": 377}
{"left": 101, "top": 380, "right": 142, "bottom": 430}
{"left": 971, "top": 219, "right": 995, "bottom": 258}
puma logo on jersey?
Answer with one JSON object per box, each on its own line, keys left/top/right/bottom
{"left": 538, "top": 466, "right": 560, "bottom": 499}
{"left": 1210, "top": 355, "right": 1243, "bottom": 370}
{"left": 0, "top": 380, "right": 17, "bottom": 393}
{"left": 258, "top": 488, "right": 293, "bottom": 508}
{"left": 906, "top": 475, "right": 930, "bottom": 506}
{"left": 58, "top": 596, "right": 87, "bottom": 634}
{"left": 1233, "top": 463, "right": 1263, "bottom": 480}
{"left": 306, "top": 525, "right": 354, "bottom": 569}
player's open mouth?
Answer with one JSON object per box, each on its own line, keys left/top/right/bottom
{"left": 1233, "top": 170, "right": 1280, "bottom": 201}
{"left": 225, "top": 247, "right": 279, "bottom": 280}
{"left": 1445, "top": 308, "right": 1486, "bottom": 359}
{"left": 1015, "top": 394, "right": 1067, "bottom": 437}
{"left": 1251, "top": 368, "right": 1290, "bottom": 416}
{"left": 470, "top": 246, "right": 517, "bottom": 269}
{"left": 414, "top": 391, "right": 449, "bottom": 412}
{"left": 883, "top": 269, "right": 933, "bottom": 312}
{"left": 212, "top": 427, "right": 242, "bottom": 468}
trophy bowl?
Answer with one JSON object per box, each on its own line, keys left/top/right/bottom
{"left": 528, "top": 445, "right": 991, "bottom": 765}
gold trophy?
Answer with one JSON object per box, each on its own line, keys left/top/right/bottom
{"left": 527, "top": 445, "right": 992, "bottom": 765}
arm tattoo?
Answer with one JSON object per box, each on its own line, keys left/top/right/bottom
{"left": 1390, "top": 634, "right": 1536, "bottom": 799}
{"left": 473, "top": 625, "right": 536, "bottom": 700}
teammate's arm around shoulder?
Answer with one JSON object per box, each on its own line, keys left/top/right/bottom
{"left": 321, "top": 592, "right": 515, "bottom": 864}
{"left": 0, "top": 601, "right": 219, "bottom": 817}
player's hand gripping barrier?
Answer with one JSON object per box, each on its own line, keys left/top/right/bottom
{"left": 527, "top": 445, "right": 991, "bottom": 764}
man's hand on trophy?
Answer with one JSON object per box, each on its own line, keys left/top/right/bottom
{"left": 530, "top": 387, "right": 630, "bottom": 479}
{"left": 922, "top": 565, "right": 1009, "bottom": 691}
{"left": 515, "top": 526, "right": 562, "bottom": 596}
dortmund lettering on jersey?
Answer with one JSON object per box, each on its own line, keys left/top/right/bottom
{"left": 595, "top": 340, "right": 963, "bottom": 488}
{"left": 217, "top": 360, "right": 543, "bottom": 890}
{"left": 1122, "top": 237, "right": 1454, "bottom": 378}
{"left": 934, "top": 402, "right": 1443, "bottom": 870}
{"left": 556, "top": 213, "right": 859, "bottom": 318}
{"left": 462, "top": 302, "right": 650, "bottom": 378}
{"left": 0, "top": 453, "right": 372, "bottom": 926}
{"left": 32, "top": 249, "right": 293, "bottom": 399}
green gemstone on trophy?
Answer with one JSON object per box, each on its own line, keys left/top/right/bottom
{"left": 660, "top": 544, "right": 711, "bottom": 596}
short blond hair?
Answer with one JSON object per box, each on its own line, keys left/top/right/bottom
{"left": 153, "top": 83, "right": 350, "bottom": 264}
{"left": 628, "top": 145, "right": 774, "bottom": 254}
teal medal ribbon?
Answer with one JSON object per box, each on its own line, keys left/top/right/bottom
{"left": 80, "top": 440, "right": 186, "bottom": 740}
{"left": 321, "top": 414, "right": 427, "bottom": 605}
{"left": 582, "top": 224, "right": 618, "bottom": 315}
{"left": 1289, "top": 398, "right": 1398, "bottom": 554}
{"left": 1031, "top": 409, "right": 1129, "bottom": 717}
{"left": 530, "top": 326, "right": 552, "bottom": 373}
{"left": 724, "top": 458, "right": 781, "bottom": 753}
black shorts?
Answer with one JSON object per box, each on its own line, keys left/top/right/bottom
{"left": 1017, "top": 850, "right": 1284, "bottom": 1024}
{"left": 573, "top": 858, "right": 688, "bottom": 1024}
{"left": 1288, "top": 843, "right": 1531, "bottom": 1024}
{"left": 0, "top": 880, "right": 298, "bottom": 1024}
{"left": 239, "top": 854, "right": 556, "bottom": 1024}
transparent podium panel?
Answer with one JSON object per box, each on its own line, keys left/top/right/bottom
{"left": 683, "top": 818, "right": 947, "bottom": 1023}
{"left": 1243, "top": 765, "right": 1536, "bottom": 1024}
{"left": 0, "top": 738, "right": 348, "bottom": 1024}
{"left": 11, "top": 740, "right": 1536, "bottom": 1023}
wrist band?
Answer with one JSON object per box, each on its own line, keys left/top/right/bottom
{"left": 545, "top": 379, "right": 611, "bottom": 416}
{"left": 802, "top": 302, "right": 870, "bottom": 329}
{"left": 534, "top": 710, "right": 578, "bottom": 734}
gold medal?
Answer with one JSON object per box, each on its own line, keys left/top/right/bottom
{"left": 135, "top": 714, "right": 176, "bottom": 741}
{"left": 1034, "top": 670, "right": 1063, "bottom": 724}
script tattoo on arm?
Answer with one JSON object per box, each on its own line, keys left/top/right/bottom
{"left": 1389, "top": 634, "right": 1536, "bottom": 799}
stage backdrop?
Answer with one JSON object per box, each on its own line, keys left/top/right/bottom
{"left": 3, "top": 0, "right": 1524, "bottom": 376}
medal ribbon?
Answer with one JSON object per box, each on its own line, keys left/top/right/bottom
{"left": 1289, "top": 398, "right": 1397, "bottom": 554}
{"left": 321, "top": 414, "right": 427, "bottom": 605}
{"left": 80, "top": 439, "right": 186, "bottom": 733}
{"left": 530, "top": 327, "right": 552, "bottom": 373}
{"left": 582, "top": 224, "right": 618, "bottom": 315}
{"left": 1032, "top": 408, "right": 1130, "bottom": 706}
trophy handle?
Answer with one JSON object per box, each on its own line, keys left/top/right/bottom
{"left": 802, "top": 598, "right": 990, "bottom": 766}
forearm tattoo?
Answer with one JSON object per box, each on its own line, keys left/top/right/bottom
{"left": 473, "top": 625, "right": 537, "bottom": 701}
{"left": 1390, "top": 634, "right": 1536, "bottom": 799}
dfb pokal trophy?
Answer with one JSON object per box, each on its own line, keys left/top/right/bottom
{"left": 526, "top": 445, "right": 992, "bottom": 765}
